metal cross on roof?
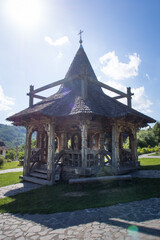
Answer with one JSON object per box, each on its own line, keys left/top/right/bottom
{"left": 78, "top": 30, "right": 83, "bottom": 46}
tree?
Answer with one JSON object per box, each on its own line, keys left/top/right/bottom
{"left": 153, "top": 122, "right": 160, "bottom": 143}
{"left": 5, "top": 149, "right": 16, "bottom": 160}
{"left": 137, "top": 128, "right": 158, "bottom": 148}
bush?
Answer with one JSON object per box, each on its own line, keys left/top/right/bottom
{"left": 5, "top": 149, "right": 16, "bottom": 161}
{"left": 0, "top": 156, "right": 5, "bottom": 168}
{"left": 18, "top": 151, "right": 24, "bottom": 160}
{"left": 137, "top": 146, "right": 159, "bottom": 155}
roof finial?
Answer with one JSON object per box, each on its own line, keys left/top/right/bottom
{"left": 78, "top": 30, "right": 83, "bottom": 47}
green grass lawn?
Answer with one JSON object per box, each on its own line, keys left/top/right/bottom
{"left": 0, "top": 178, "right": 160, "bottom": 214}
{"left": 0, "top": 172, "right": 23, "bottom": 187}
{"left": 0, "top": 161, "right": 21, "bottom": 170}
{"left": 138, "top": 158, "right": 160, "bottom": 170}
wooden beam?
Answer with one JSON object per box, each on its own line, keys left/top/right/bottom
{"left": 69, "top": 175, "right": 132, "bottom": 184}
{"left": 127, "top": 87, "right": 132, "bottom": 108}
{"left": 113, "top": 93, "right": 134, "bottom": 100}
{"left": 33, "top": 94, "right": 46, "bottom": 100}
{"left": 27, "top": 93, "right": 46, "bottom": 100}
{"left": 87, "top": 77, "right": 127, "bottom": 97}
{"left": 113, "top": 95, "right": 126, "bottom": 100}
{"left": 32, "top": 75, "right": 78, "bottom": 94}
{"left": 29, "top": 85, "right": 34, "bottom": 108}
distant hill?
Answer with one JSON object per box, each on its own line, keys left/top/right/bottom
{"left": 0, "top": 124, "right": 26, "bottom": 148}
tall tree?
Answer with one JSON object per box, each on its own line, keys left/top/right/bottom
{"left": 153, "top": 122, "right": 160, "bottom": 143}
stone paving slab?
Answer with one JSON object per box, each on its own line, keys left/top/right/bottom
{"left": 139, "top": 153, "right": 160, "bottom": 158}
{"left": 0, "top": 198, "right": 160, "bottom": 239}
{"left": 0, "top": 182, "right": 41, "bottom": 198}
{"left": 0, "top": 167, "right": 23, "bottom": 174}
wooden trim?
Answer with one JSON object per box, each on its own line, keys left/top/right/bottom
{"left": 87, "top": 77, "right": 127, "bottom": 97}
{"left": 31, "top": 75, "right": 78, "bottom": 94}
{"left": 33, "top": 94, "right": 46, "bottom": 100}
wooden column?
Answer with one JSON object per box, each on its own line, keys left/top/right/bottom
{"left": 29, "top": 85, "right": 34, "bottom": 108}
{"left": 127, "top": 87, "right": 132, "bottom": 108}
{"left": 81, "top": 124, "right": 88, "bottom": 168}
{"left": 132, "top": 126, "right": 138, "bottom": 166}
{"left": 47, "top": 122, "right": 55, "bottom": 184}
{"left": 61, "top": 131, "right": 66, "bottom": 150}
{"left": 99, "top": 132, "right": 105, "bottom": 165}
{"left": 23, "top": 125, "right": 33, "bottom": 176}
{"left": 112, "top": 124, "right": 120, "bottom": 171}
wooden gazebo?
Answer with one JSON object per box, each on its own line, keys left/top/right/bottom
{"left": 7, "top": 40, "right": 155, "bottom": 184}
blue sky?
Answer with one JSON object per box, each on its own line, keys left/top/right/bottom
{"left": 0, "top": 0, "right": 160, "bottom": 124}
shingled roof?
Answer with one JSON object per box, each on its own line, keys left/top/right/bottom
{"left": 7, "top": 45, "right": 155, "bottom": 125}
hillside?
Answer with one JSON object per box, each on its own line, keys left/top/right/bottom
{"left": 0, "top": 124, "right": 26, "bottom": 148}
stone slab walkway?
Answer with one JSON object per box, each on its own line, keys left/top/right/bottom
{"left": 0, "top": 198, "right": 160, "bottom": 240}
{"left": 139, "top": 153, "right": 160, "bottom": 158}
{"left": 0, "top": 182, "right": 41, "bottom": 199}
{"left": 0, "top": 168, "right": 23, "bottom": 174}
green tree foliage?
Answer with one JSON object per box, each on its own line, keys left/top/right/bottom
{"left": 0, "top": 124, "right": 36, "bottom": 148}
{"left": 0, "top": 124, "right": 26, "bottom": 148}
{"left": 153, "top": 122, "right": 160, "bottom": 143}
{"left": 137, "top": 127, "right": 158, "bottom": 148}
{"left": 18, "top": 151, "right": 25, "bottom": 160}
{"left": 5, "top": 149, "right": 16, "bottom": 160}
{"left": 0, "top": 156, "right": 4, "bottom": 167}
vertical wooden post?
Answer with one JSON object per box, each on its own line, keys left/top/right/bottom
{"left": 47, "top": 121, "right": 55, "bottom": 184}
{"left": 23, "top": 125, "right": 33, "bottom": 176}
{"left": 61, "top": 131, "right": 66, "bottom": 150}
{"left": 81, "top": 124, "right": 88, "bottom": 168}
{"left": 127, "top": 87, "right": 132, "bottom": 108}
{"left": 112, "top": 124, "right": 120, "bottom": 172}
{"left": 29, "top": 85, "right": 34, "bottom": 108}
{"left": 131, "top": 126, "right": 138, "bottom": 166}
{"left": 99, "top": 132, "right": 105, "bottom": 165}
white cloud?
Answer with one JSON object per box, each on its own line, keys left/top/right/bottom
{"left": 101, "top": 80, "right": 152, "bottom": 114}
{"left": 146, "top": 73, "right": 150, "bottom": 80}
{"left": 45, "top": 36, "right": 69, "bottom": 46}
{"left": 99, "top": 51, "right": 141, "bottom": 80}
{"left": 132, "top": 86, "right": 152, "bottom": 113}
{"left": 57, "top": 52, "right": 63, "bottom": 59}
{"left": 0, "top": 85, "right": 15, "bottom": 111}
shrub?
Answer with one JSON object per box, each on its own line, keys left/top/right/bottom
{"left": 18, "top": 151, "right": 24, "bottom": 160}
{"left": 0, "top": 156, "right": 5, "bottom": 168}
{"left": 5, "top": 149, "right": 16, "bottom": 161}
{"left": 138, "top": 146, "right": 159, "bottom": 155}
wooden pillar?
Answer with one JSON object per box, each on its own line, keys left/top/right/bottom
{"left": 132, "top": 126, "right": 138, "bottom": 166}
{"left": 47, "top": 121, "right": 55, "bottom": 184}
{"left": 99, "top": 132, "right": 105, "bottom": 165}
{"left": 29, "top": 85, "right": 34, "bottom": 108}
{"left": 112, "top": 124, "right": 120, "bottom": 171}
{"left": 23, "top": 125, "right": 33, "bottom": 176}
{"left": 81, "top": 124, "right": 88, "bottom": 168}
{"left": 127, "top": 87, "right": 132, "bottom": 108}
{"left": 61, "top": 131, "right": 66, "bottom": 150}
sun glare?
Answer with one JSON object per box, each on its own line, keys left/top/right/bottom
{"left": 4, "top": 0, "right": 43, "bottom": 32}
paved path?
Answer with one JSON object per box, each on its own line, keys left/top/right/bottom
{"left": 0, "top": 182, "right": 41, "bottom": 199}
{"left": 0, "top": 167, "right": 23, "bottom": 174}
{"left": 0, "top": 198, "right": 160, "bottom": 240}
{"left": 139, "top": 153, "right": 160, "bottom": 158}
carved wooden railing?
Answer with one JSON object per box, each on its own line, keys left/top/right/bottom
{"left": 119, "top": 149, "right": 135, "bottom": 167}
{"left": 54, "top": 150, "right": 65, "bottom": 172}
{"left": 30, "top": 148, "right": 44, "bottom": 171}
{"left": 62, "top": 149, "right": 112, "bottom": 167}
